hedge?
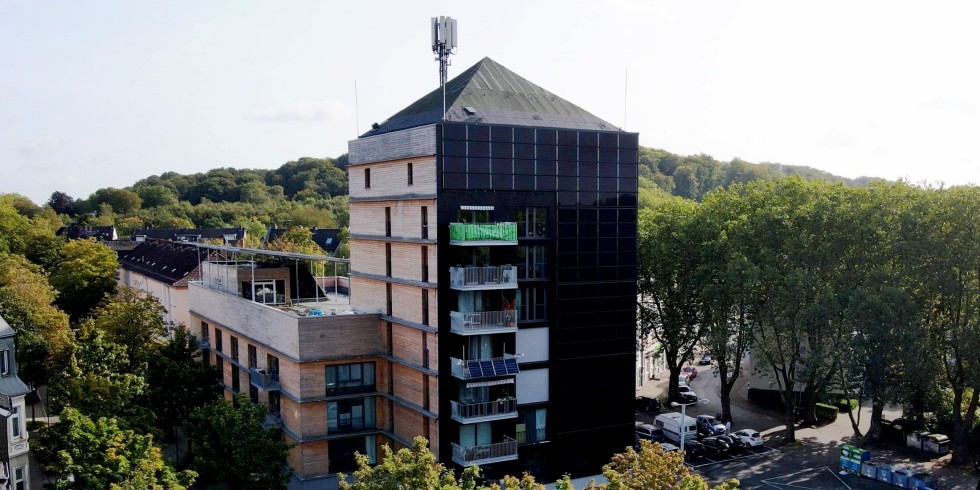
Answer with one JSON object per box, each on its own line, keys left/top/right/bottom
{"left": 815, "top": 402, "right": 839, "bottom": 421}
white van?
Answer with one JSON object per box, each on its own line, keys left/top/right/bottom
{"left": 653, "top": 412, "right": 697, "bottom": 444}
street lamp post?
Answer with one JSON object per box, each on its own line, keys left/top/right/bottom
{"left": 671, "top": 399, "right": 709, "bottom": 453}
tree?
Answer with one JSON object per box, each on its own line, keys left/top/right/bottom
{"left": 0, "top": 195, "right": 31, "bottom": 255}
{"left": 48, "top": 238, "right": 118, "bottom": 321}
{"left": 188, "top": 394, "right": 292, "bottom": 489}
{"left": 47, "top": 191, "right": 79, "bottom": 217}
{"left": 87, "top": 187, "right": 143, "bottom": 215}
{"left": 340, "top": 436, "right": 484, "bottom": 490}
{"left": 145, "top": 327, "right": 221, "bottom": 453}
{"left": 0, "top": 253, "right": 72, "bottom": 398}
{"left": 88, "top": 287, "right": 167, "bottom": 364}
{"left": 35, "top": 407, "right": 195, "bottom": 489}
{"left": 637, "top": 201, "right": 704, "bottom": 401}
{"left": 583, "top": 440, "right": 738, "bottom": 490}
{"left": 48, "top": 324, "right": 150, "bottom": 428}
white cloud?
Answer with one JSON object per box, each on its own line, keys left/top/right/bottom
{"left": 247, "top": 99, "right": 352, "bottom": 123}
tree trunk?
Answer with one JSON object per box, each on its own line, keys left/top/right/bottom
{"left": 847, "top": 398, "right": 863, "bottom": 439}
{"left": 867, "top": 402, "right": 884, "bottom": 443}
{"left": 667, "top": 365, "right": 683, "bottom": 401}
{"left": 720, "top": 385, "right": 733, "bottom": 424}
{"left": 949, "top": 388, "right": 968, "bottom": 464}
{"left": 801, "top": 386, "right": 819, "bottom": 426}
{"left": 783, "top": 402, "right": 797, "bottom": 442}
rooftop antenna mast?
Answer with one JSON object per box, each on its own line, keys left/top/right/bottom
{"left": 431, "top": 16, "right": 458, "bottom": 119}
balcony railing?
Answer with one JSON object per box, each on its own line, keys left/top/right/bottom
{"left": 249, "top": 369, "right": 281, "bottom": 391}
{"left": 450, "top": 310, "right": 517, "bottom": 335}
{"left": 452, "top": 437, "right": 519, "bottom": 466}
{"left": 197, "top": 338, "right": 210, "bottom": 349}
{"left": 451, "top": 398, "right": 518, "bottom": 423}
{"left": 451, "top": 354, "right": 520, "bottom": 380}
{"left": 449, "top": 223, "right": 518, "bottom": 246}
{"left": 449, "top": 266, "right": 518, "bottom": 290}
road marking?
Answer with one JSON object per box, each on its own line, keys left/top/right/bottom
{"left": 825, "top": 467, "right": 853, "bottom": 490}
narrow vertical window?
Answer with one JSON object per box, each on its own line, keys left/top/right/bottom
{"left": 421, "top": 246, "right": 428, "bottom": 282}
{"left": 386, "top": 283, "right": 393, "bottom": 316}
{"left": 11, "top": 405, "right": 20, "bottom": 438}
{"left": 422, "top": 331, "right": 430, "bottom": 367}
{"left": 365, "top": 168, "right": 371, "bottom": 188}
{"left": 230, "top": 336, "right": 239, "bottom": 360}
{"left": 407, "top": 162, "right": 414, "bottom": 185}
{"left": 247, "top": 344, "right": 257, "bottom": 369}
{"left": 422, "top": 289, "right": 429, "bottom": 326}
{"left": 385, "top": 243, "right": 392, "bottom": 277}
{"left": 1, "top": 350, "right": 8, "bottom": 376}
{"left": 386, "top": 322, "right": 394, "bottom": 356}
{"left": 215, "top": 329, "right": 223, "bottom": 352}
{"left": 421, "top": 207, "right": 428, "bottom": 239}
{"left": 232, "top": 366, "right": 240, "bottom": 392}
{"left": 385, "top": 207, "right": 392, "bottom": 237}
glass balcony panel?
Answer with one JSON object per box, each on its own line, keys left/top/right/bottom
{"left": 449, "top": 266, "right": 518, "bottom": 290}
{"left": 450, "top": 310, "right": 517, "bottom": 335}
{"left": 451, "top": 398, "right": 518, "bottom": 423}
{"left": 449, "top": 223, "right": 518, "bottom": 245}
{"left": 249, "top": 369, "right": 280, "bottom": 391}
{"left": 451, "top": 437, "right": 519, "bottom": 466}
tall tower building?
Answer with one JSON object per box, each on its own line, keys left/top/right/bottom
{"left": 348, "top": 57, "right": 638, "bottom": 480}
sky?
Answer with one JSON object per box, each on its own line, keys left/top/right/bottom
{"left": 2, "top": 0, "right": 979, "bottom": 204}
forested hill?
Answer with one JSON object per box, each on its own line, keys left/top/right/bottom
{"left": 38, "top": 149, "right": 879, "bottom": 235}
{"left": 636, "top": 147, "right": 883, "bottom": 207}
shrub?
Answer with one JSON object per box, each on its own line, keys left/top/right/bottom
{"left": 833, "top": 398, "right": 858, "bottom": 411}
{"left": 815, "top": 403, "right": 838, "bottom": 421}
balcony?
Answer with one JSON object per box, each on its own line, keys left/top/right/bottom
{"left": 451, "top": 355, "right": 520, "bottom": 380}
{"left": 452, "top": 437, "right": 519, "bottom": 466}
{"left": 197, "top": 338, "right": 210, "bottom": 349}
{"left": 449, "top": 266, "right": 518, "bottom": 290}
{"left": 449, "top": 223, "right": 518, "bottom": 246}
{"left": 450, "top": 310, "right": 518, "bottom": 336}
{"left": 451, "top": 398, "right": 518, "bottom": 424}
{"left": 249, "top": 369, "right": 281, "bottom": 391}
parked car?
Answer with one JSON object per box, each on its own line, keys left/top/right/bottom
{"left": 696, "top": 415, "right": 726, "bottom": 438}
{"left": 699, "top": 353, "right": 713, "bottom": 365}
{"left": 682, "top": 366, "right": 698, "bottom": 379}
{"left": 677, "top": 373, "right": 691, "bottom": 386}
{"left": 660, "top": 442, "right": 680, "bottom": 453}
{"left": 635, "top": 423, "right": 666, "bottom": 445}
{"left": 732, "top": 429, "right": 764, "bottom": 447}
{"left": 683, "top": 440, "right": 707, "bottom": 460}
{"left": 677, "top": 385, "right": 698, "bottom": 403}
{"left": 718, "top": 433, "right": 746, "bottom": 452}
{"left": 700, "top": 436, "right": 731, "bottom": 457}
{"left": 635, "top": 396, "right": 662, "bottom": 412}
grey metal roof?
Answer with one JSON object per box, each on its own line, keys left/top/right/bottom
{"left": 362, "top": 57, "right": 620, "bottom": 136}
{"left": 0, "top": 314, "right": 14, "bottom": 339}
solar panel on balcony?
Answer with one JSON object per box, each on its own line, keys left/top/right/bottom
{"left": 480, "top": 360, "right": 495, "bottom": 377}
{"left": 468, "top": 362, "right": 483, "bottom": 379}
{"left": 492, "top": 358, "right": 507, "bottom": 375}
{"left": 504, "top": 358, "right": 519, "bottom": 374}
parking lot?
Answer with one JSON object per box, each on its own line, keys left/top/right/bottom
{"left": 686, "top": 444, "right": 776, "bottom": 469}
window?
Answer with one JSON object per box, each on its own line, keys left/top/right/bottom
{"left": 327, "top": 397, "right": 376, "bottom": 432}
{"left": 421, "top": 246, "right": 428, "bottom": 282}
{"left": 422, "top": 332, "right": 430, "bottom": 368}
{"left": 422, "top": 289, "right": 429, "bottom": 326}
{"left": 385, "top": 207, "right": 391, "bottom": 237}
{"left": 232, "top": 366, "right": 240, "bottom": 392}
{"left": 11, "top": 405, "right": 21, "bottom": 439}
{"left": 325, "top": 362, "right": 376, "bottom": 395}
{"left": 519, "top": 286, "right": 548, "bottom": 321}
{"left": 248, "top": 345, "right": 257, "bottom": 369}
{"left": 421, "top": 207, "right": 429, "bottom": 239}
{"left": 386, "top": 283, "right": 392, "bottom": 316}
{"left": 267, "top": 354, "right": 280, "bottom": 376}
{"left": 201, "top": 321, "right": 210, "bottom": 343}
{"left": 364, "top": 168, "right": 371, "bottom": 188}
{"left": 517, "top": 408, "right": 547, "bottom": 444}
{"left": 1, "top": 349, "right": 9, "bottom": 376}
{"left": 329, "top": 436, "right": 376, "bottom": 474}
{"left": 244, "top": 280, "right": 284, "bottom": 304}
{"left": 407, "top": 162, "right": 414, "bottom": 185}
{"left": 517, "top": 245, "right": 548, "bottom": 279}
{"left": 269, "top": 391, "right": 281, "bottom": 415}
{"left": 215, "top": 357, "right": 224, "bottom": 383}
{"left": 516, "top": 207, "right": 547, "bottom": 238}
{"left": 249, "top": 384, "right": 258, "bottom": 404}
{"left": 385, "top": 243, "right": 392, "bottom": 277}
{"left": 215, "top": 329, "right": 223, "bottom": 352}
{"left": 230, "top": 336, "right": 239, "bottom": 361}
{"left": 14, "top": 467, "right": 24, "bottom": 490}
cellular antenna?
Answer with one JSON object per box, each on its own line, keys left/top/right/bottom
{"left": 431, "top": 16, "right": 458, "bottom": 119}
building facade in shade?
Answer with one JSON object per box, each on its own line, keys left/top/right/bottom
{"left": 0, "top": 315, "right": 31, "bottom": 490}
{"left": 348, "top": 57, "right": 638, "bottom": 480}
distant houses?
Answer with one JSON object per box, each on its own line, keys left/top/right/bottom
{"left": 264, "top": 227, "right": 342, "bottom": 255}
{"left": 55, "top": 225, "right": 118, "bottom": 241}
{"left": 117, "top": 240, "right": 203, "bottom": 330}
{"left": 132, "top": 227, "right": 247, "bottom": 246}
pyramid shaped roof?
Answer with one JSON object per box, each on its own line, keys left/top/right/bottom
{"left": 362, "top": 57, "right": 619, "bottom": 137}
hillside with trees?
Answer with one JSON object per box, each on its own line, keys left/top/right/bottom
{"left": 30, "top": 149, "right": 880, "bottom": 239}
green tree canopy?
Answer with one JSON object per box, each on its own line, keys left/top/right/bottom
{"left": 188, "top": 394, "right": 292, "bottom": 489}
{"left": 35, "top": 407, "right": 196, "bottom": 490}
{"left": 48, "top": 238, "right": 118, "bottom": 321}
